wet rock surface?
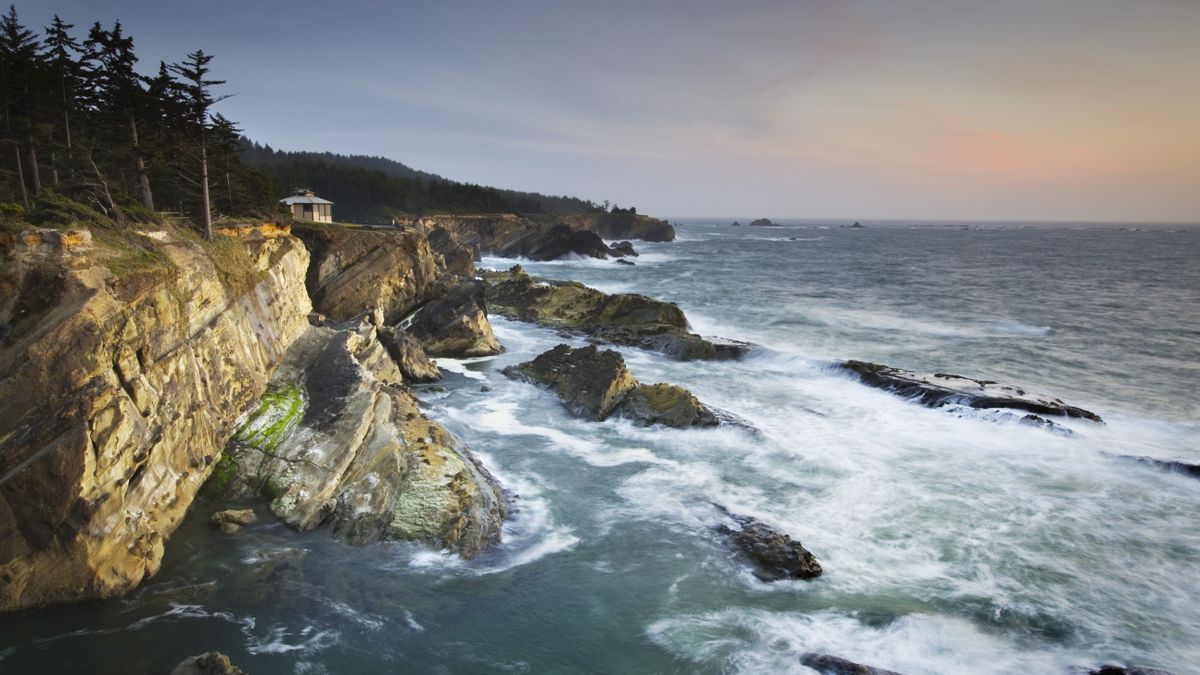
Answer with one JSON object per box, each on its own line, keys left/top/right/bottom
{"left": 1088, "top": 666, "right": 1174, "bottom": 675}
{"left": 715, "top": 511, "right": 823, "bottom": 582}
{"left": 800, "top": 653, "right": 902, "bottom": 675}
{"left": 404, "top": 278, "right": 503, "bottom": 357}
{"left": 1114, "top": 455, "right": 1200, "bottom": 480}
{"left": 209, "top": 508, "right": 256, "bottom": 534}
{"left": 503, "top": 344, "right": 723, "bottom": 429}
{"left": 839, "top": 360, "right": 1102, "bottom": 423}
{"left": 216, "top": 323, "right": 507, "bottom": 558}
{"left": 485, "top": 266, "right": 749, "bottom": 361}
{"left": 610, "top": 240, "right": 639, "bottom": 257}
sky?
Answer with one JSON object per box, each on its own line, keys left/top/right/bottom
{"left": 23, "top": 0, "right": 1200, "bottom": 222}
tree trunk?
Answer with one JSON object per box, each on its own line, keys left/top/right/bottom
{"left": 200, "top": 139, "right": 212, "bottom": 240}
{"left": 50, "top": 151, "right": 60, "bottom": 186}
{"left": 129, "top": 113, "right": 154, "bottom": 211}
{"left": 27, "top": 135, "right": 41, "bottom": 197}
{"left": 14, "top": 144, "right": 28, "bottom": 209}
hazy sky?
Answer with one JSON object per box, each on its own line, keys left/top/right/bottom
{"left": 25, "top": 0, "right": 1200, "bottom": 222}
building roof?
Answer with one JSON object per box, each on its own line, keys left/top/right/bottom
{"left": 280, "top": 194, "right": 334, "bottom": 205}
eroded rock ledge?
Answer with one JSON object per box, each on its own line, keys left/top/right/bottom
{"left": 838, "top": 360, "right": 1102, "bottom": 425}
{"left": 485, "top": 266, "right": 748, "bottom": 361}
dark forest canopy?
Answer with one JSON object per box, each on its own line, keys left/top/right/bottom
{"left": 0, "top": 5, "right": 612, "bottom": 233}
{"left": 241, "top": 143, "right": 601, "bottom": 224}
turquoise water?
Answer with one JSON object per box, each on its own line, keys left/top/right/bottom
{"left": 3, "top": 222, "right": 1199, "bottom": 674}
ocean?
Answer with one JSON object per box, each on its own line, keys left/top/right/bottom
{"left": 3, "top": 220, "right": 1198, "bottom": 674}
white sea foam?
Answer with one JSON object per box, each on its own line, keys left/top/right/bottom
{"left": 646, "top": 609, "right": 1083, "bottom": 675}
{"left": 244, "top": 625, "right": 340, "bottom": 655}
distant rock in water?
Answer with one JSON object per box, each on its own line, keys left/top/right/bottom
{"left": 838, "top": 360, "right": 1103, "bottom": 424}
{"left": 715, "top": 510, "right": 822, "bottom": 582}
{"left": 502, "top": 344, "right": 721, "bottom": 429}
{"left": 800, "top": 654, "right": 903, "bottom": 675}
{"left": 610, "top": 240, "right": 639, "bottom": 257}
{"left": 748, "top": 218, "right": 780, "bottom": 227}
{"left": 484, "top": 265, "right": 749, "bottom": 361}
{"left": 614, "top": 258, "right": 636, "bottom": 266}
{"left": 1089, "top": 666, "right": 1174, "bottom": 675}
{"left": 731, "top": 221, "right": 742, "bottom": 227}
{"left": 1113, "top": 455, "right": 1200, "bottom": 480}
{"left": 848, "top": 221, "right": 865, "bottom": 228}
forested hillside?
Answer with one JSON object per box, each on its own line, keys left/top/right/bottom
{"left": 0, "top": 5, "right": 613, "bottom": 234}
{"left": 241, "top": 143, "right": 600, "bottom": 223}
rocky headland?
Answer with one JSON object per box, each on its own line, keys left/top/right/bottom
{"left": 0, "top": 218, "right": 507, "bottom": 610}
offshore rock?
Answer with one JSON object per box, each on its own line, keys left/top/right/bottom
{"left": 377, "top": 326, "right": 442, "bottom": 382}
{"left": 170, "top": 652, "right": 247, "bottom": 675}
{"left": 621, "top": 383, "right": 719, "bottom": 428}
{"left": 503, "top": 344, "right": 636, "bottom": 421}
{"left": 217, "top": 323, "right": 506, "bottom": 557}
{"left": 838, "top": 360, "right": 1103, "bottom": 423}
{"left": 292, "top": 224, "right": 443, "bottom": 324}
{"left": 800, "top": 653, "right": 903, "bottom": 675}
{"left": 748, "top": 218, "right": 780, "bottom": 227}
{"left": 614, "top": 258, "right": 636, "bottom": 266}
{"left": 1114, "top": 456, "right": 1200, "bottom": 480}
{"left": 0, "top": 226, "right": 311, "bottom": 611}
{"left": 610, "top": 240, "right": 638, "bottom": 257}
{"left": 404, "top": 278, "right": 503, "bottom": 357}
{"left": 485, "top": 266, "right": 748, "bottom": 361}
{"left": 1088, "top": 667, "right": 1174, "bottom": 675}
{"left": 503, "top": 344, "right": 720, "bottom": 428}
{"left": 716, "top": 511, "right": 822, "bottom": 582}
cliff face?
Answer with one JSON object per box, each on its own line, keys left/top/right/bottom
{"left": 0, "top": 226, "right": 311, "bottom": 611}
{"left": 293, "top": 225, "right": 443, "bottom": 324}
{"left": 0, "top": 221, "right": 510, "bottom": 611}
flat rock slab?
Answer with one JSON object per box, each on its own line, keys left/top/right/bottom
{"left": 838, "top": 360, "right": 1102, "bottom": 423}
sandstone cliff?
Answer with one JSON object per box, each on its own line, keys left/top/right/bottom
{"left": 0, "top": 220, "right": 508, "bottom": 611}
{"left": 0, "top": 225, "right": 311, "bottom": 610}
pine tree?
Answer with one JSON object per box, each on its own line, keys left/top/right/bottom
{"left": 0, "top": 5, "right": 42, "bottom": 205}
{"left": 170, "top": 49, "right": 226, "bottom": 239}
{"left": 85, "top": 21, "right": 153, "bottom": 209}
{"left": 42, "top": 14, "right": 83, "bottom": 185}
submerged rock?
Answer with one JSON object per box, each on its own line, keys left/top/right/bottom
{"left": 716, "top": 511, "right": 822, "bottom": 582}
{"left": 614, "top": 258, "right": 636, "bottom": 266}
{"left": 171, "top": 652, "right": 246, "bottom": 675}
{"left": 404, "top": 278, "right": 503, "bottom": 358}
{"left": 1114, "top": 455, "right": 1200, "bottom": 480}
{"left": 503, "top": 344, "right": 722, "bottom": 429}
{"left": 485, "top": 266, "right": 749, "bottom": 361}
{"left": 1089, "top": 666, "right": 1174, "bottom": 675}
{"left": 800, "top": 653, "right": 902, "bottom": 675}
{"left": 838, "top": 360, "right": 1102, "bottom": 423}
{"left": 216, "top": 323, "right": 506, "bottom": 558}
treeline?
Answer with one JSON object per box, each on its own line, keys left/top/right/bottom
{"left": 241, "top": 143, "right": 601, "bottom": 223}
{"left": 0, "top": 5, "right": 270, "bottom": 237}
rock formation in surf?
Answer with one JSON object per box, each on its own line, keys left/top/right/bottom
{"left": 485, "top": 265, "right": 749, "bottom": 360}
{"left": 799, "top": 653, "right": 902, "bottom": 675}
{"left": 715, "top": 511, "right": 823, "bottom": 582}
{"left": 502, "top": 344, "right": 720, "bottom": 428}
{"left": 838, "top": 360, "right": 1102, "bottom": 424}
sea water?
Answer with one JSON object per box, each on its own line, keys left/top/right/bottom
{"left": 3, "top": 221, "right": 1198, "bottom": 674}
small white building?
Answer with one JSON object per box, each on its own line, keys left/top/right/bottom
{"left": 280, "top": 188, "right": 333, "bottom": 223}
